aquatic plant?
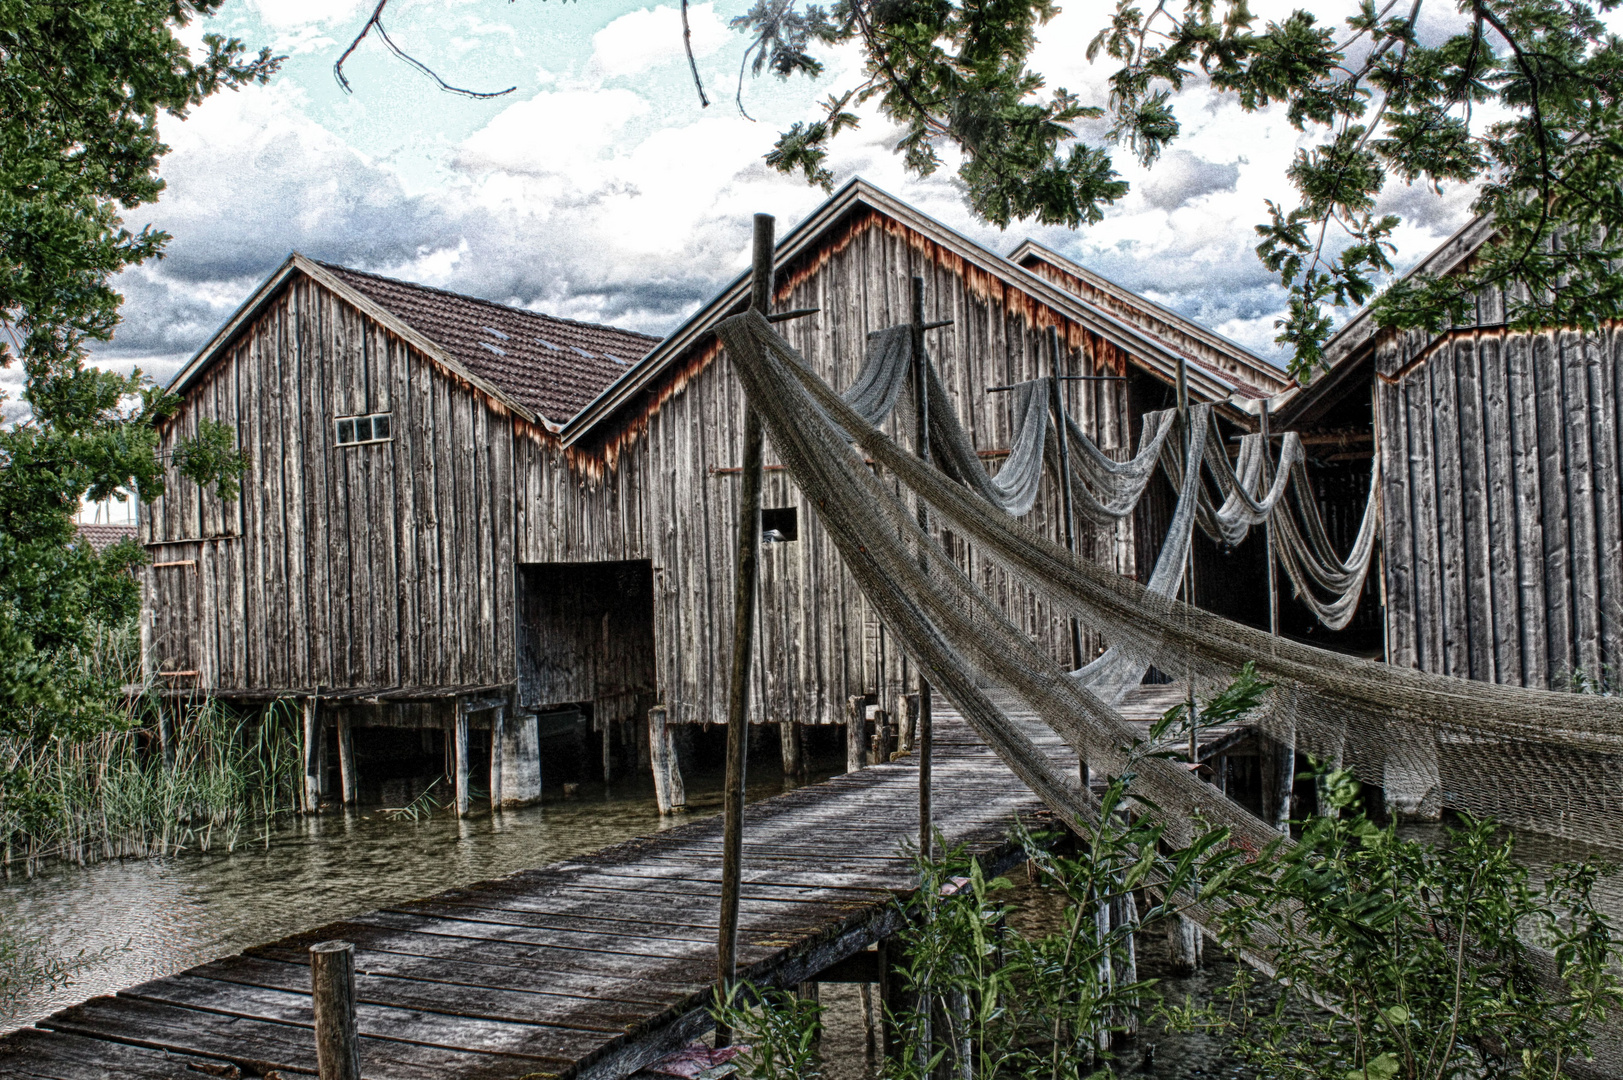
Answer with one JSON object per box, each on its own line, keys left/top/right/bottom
{"left": 0, "top": 621, "right": 301, "bottom": 872}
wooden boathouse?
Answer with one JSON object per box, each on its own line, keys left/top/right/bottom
{"left": 1273, "top": 215, "right": 1623, "bottom": 688}
{"left": 141, "top": 179, "right": 1291, "bottom": 813}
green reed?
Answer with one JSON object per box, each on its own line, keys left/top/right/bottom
{"left": 0, "top": 623, "right": 301, "bottom": 873}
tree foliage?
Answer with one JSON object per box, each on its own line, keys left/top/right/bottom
{"left": 732, "top": 0, "right": 1623, "bottom": 380}
{"left": 0, "top": 1, "right": 276, "bottom": 732}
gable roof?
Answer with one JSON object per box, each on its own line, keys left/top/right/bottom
{"left": 1007, "top": 240, "right": 1285, "bottom": 393}
{"left": 562, "top": 178, "right": 1292, "bottom": 449}
{"left": 167, "top": 255, "right": 659, "bottom": 429}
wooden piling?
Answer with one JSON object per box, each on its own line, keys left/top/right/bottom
{"left": 489, "top": 702, "right": 505, "bottom": 812}
{"left": 649, "top": 706, "right": 687, "bottom": 814}
{"left": 309, "top": 940, "right": 361, "bottom": 1080}
{"left": 779, "top": 719, "right": 802, "bottom": 776}
{"left": 716, "top": 212, "right": 773, "bottom": 1043}
{"left": 336, "top": 713, "right": 357, "bottom": 806}
{"left": 1166, "top": 915, "right": 1202, "bottom": 975}
{"left": 156, "top": 701, "right": 175, "bottom": 771}
{"left": 846, "top": 696, "right": 868, "bottom": 773}
{"left": 453, "top": 697, "right": 470, "bottom": 818}
{"left": 302, "top": 696, "right": 322, "bottom": 813}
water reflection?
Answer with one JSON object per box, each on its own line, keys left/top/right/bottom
{"left": 0, "top": 757, "right": 830, "bottom": 1032}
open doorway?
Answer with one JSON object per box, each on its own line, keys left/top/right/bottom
{"left": 516, "top": 560, "right": 657, "bottom": 725}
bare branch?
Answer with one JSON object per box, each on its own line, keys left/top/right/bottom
{"left": 334, "top": 0, "right": 516, "bottom": 100}
{"left": 682, "top": 0, "right": 711, "bottom": 108}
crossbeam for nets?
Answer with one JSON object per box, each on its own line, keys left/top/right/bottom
{"left": 716, "top": 212, "right": 774, "bottom": 1045}
{"left": 986, "top": 374, "right": 1124, "bottom": 392}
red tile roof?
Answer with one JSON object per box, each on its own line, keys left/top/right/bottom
{"left": 76, "top": 523, "right": 137, "bottom": 552}
{"left": 320, "top": 263, "right": 660, "bottom": 425}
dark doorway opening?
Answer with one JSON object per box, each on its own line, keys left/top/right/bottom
{"left": 516, "top": 560, "right": 658, "bottom": 726}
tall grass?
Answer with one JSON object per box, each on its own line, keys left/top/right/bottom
{"left": 0, "top": 622, "right": 302, "bottom": 873}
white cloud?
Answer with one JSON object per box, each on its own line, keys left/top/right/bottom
{"left": 244, "top": 0, "right": 372, "bottom": 31}
{"left": 589, "top": 3, "right": 729, "bottom": 80}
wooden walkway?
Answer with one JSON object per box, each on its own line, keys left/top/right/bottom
{"left": 0, "top": 709, "right": 1070, "bottom": 1080}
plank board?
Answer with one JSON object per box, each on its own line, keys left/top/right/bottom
{"left": 0, "top": 708, "right": 1064, "bottom": 1080}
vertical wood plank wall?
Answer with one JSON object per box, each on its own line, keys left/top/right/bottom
{"left": 517, "top": 215, "right": 1135, "bottom": 726}
{"left": 1378, "top": 309, "right": 1623, "bottom": 689}
{"left": 141, "top": 278, "right": 517, "bottom": 694}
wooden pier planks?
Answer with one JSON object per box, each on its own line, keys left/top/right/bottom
{"left": 0, "top": 711, "right": 1064, "bottom": 1080}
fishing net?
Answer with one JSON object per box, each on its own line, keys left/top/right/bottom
{"left": 719, "top": 309, "right": 1623, "bottom": 1073}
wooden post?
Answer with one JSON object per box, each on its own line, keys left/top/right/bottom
{"left": 717, "top": 212, "right": 773, "bottom": 1044}
{"left": 1176, "top": 354, "right": 1194, "bottom": 610}
{"left": 1113, "top": 887, "right": 1140, "bottom": 1040}
{"left": 779, "top": 719, "right": 802, "bottom": 776}
{"left": 453, "top": 696, "right": 470, "bottom": 818}
{"left": 1166, "top": 914, "right": 1202, "bottom": 975}
{"left": 336, "top": 713, "right": 357, "bottom": 806}
{"left": 895, "top": 692, "right": 916, "bottom": 753}
{"left": 601, "top": 716, "right": 613, "bottom": 785}
{"left": 910, "top": 276, "right": 933, "bottom": 863}
{"left": 489, "top": 702, "right": 505, "bottom": 811}
{"left": 649, "top": 706, "right": 687, "bottom": 814}
{"left": 309, "top": 940, "right": 361, "bottom": 1080}
{"left": 1046, "top": 326, "right": 1085, "bottom": 669}
{"left": 846, "top": 695, "right": 868, "bottom": 772}
{"left": 156, "top": 700, "right": 176, "bottom": 771}
{"left": 1261, "top": 399, "right": 1279, "bottom": 638}
{"left": 302, "top": 696, "right": 322, "bottom": 813}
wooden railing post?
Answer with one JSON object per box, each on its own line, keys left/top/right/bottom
{"left": 309, "top": 940, "right": 361, "bottom": 1080}
{"left": 716, "top": 212, "right": 774, "bottom": 1045}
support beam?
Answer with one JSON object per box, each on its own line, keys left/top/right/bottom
{"left": 489, "top": 702, "right": 505, "bottom": 812}
{"left": 779, "top": 718, "right": 802, "bottom": 776}
{"left": 453, "top": 696, "right": 471, "bottom": 818}
{"left": 302, "top": 696, "right": 323, "bottom": 814}
{"left": 649, "top": 706, "right": 687, "bottom": 814}
{"left": 717, "top": 212, "right": 773, "bottom": 1044}
{"left": 337, "top": 713, "right": 357, "bottom": 806}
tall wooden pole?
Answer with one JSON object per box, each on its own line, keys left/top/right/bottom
{"left": 1046, "top": 326, "right": 1085, "bottom": 669}
{"left": 1261, "top": 399, "right": 1279, "bottom": 638}
{"left": 1175, "top": 358, "right": 1198, "bottom": 767}
{"left": 910, "top": 276, "right": 933, "bottom": 863}
{"left": 716, "top": 213, "right": 773, "bottom": 1045}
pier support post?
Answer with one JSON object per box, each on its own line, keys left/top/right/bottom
{"left": 452, "top": 697, "right": 471, "bottom": 818}
{"left": 309, "top": 940, "right": 361, "bottom": 1080}
{"left": 779, "top": 719, "right": 802, "bottom": 776}
{"left": 337, "top": 713, "right": 357, "bottom": 806}
{"left": 1166, "top": 914, "right": 1202, "bottom": 975}
{"left": 895, "top": 693, "right": 915, "bottom": 754}
{"left": 500, "top": 710, "right": 542, "bottom": 807}
{"left": 156, "top": 701, "right": 176, "bottom": 771}
{"left": 717, "top": 212, "right": 773, "bottom": 1046}
{"left": 649, "top": 706, "right": 686, "bottom": 814}
{"left": 489, "top": 701, "right": 506, "bottom": 812}
{"left": 302, "top": 696, "right": 324, "bottom": 813}
{"left": 845, "top": 696, "right": 868, "bottom": 772}
{"left": 1272, "top": 725, "right": 1296, "bottom": 832}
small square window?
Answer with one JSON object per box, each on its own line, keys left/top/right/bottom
{"left": 761, "top": 506, "right": 799, "bottom": 543}
{"left": 370, "top": 414, "right": 390, "bottom": 440}
{"left": 336, "top": 418, "right": 354, "bottom": 444}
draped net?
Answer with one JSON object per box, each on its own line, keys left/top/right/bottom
{"left": 720, "top": 310, "right": 1623, "bottom": 1074}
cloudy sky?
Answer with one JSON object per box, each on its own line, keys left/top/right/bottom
{"left": 48, "top": 0, "right": 1545, "bottom": 449}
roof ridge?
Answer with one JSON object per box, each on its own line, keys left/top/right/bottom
{"left": 315, "top": 260, "right": 662, "bottom": 342}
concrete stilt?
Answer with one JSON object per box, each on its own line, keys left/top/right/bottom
{"left": 500, "top": 710, "right": 542, "bottom": 807}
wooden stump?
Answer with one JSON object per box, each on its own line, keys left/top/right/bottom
{"left": 309, "top": 940, "right": 361, "bottom": 1080}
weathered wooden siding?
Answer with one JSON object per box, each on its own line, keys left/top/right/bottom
{"left": 518, "top": 213, "right": 1136, "bottom": 726}
{"left": 1378, "top": 300, "right": 1623, "bottom": 688}
{"left": 141, "top": 277, "right": 517, "bottom": 695}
